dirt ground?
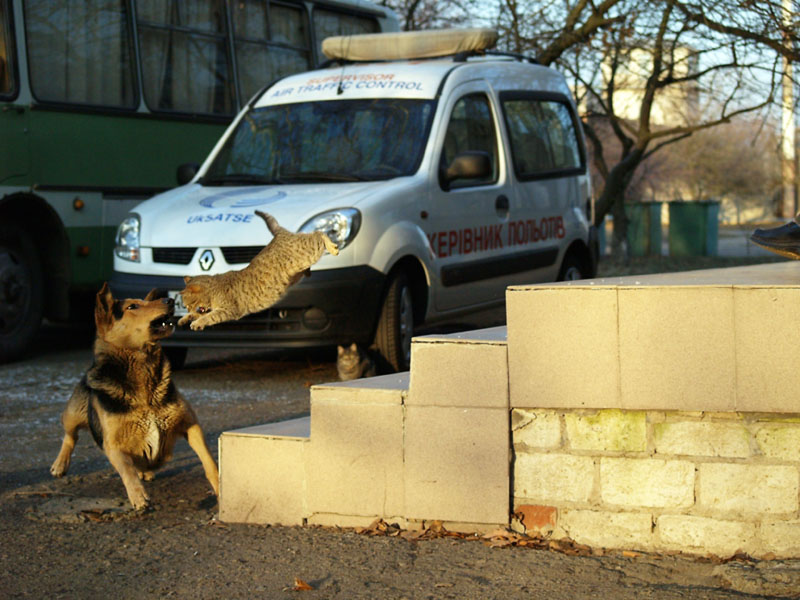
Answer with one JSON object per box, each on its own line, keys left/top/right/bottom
{"left": 2, "top": 323, "right": 800, "bottom": 599}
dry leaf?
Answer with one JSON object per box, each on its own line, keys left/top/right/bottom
{"left": 292, "top": 578, "right": 314, "bottom": 591}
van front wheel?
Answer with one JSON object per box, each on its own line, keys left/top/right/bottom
{"left": 374, "top": 272, "right": 413, "bottom": 372}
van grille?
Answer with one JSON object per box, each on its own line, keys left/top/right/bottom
{"left": 152, "top": 247, "right": 196, "bottom": 265}
{"left": 151, "top": 245, "right": 264, "bottom": 265}
{"left": 221, "top": 246, "right": 263, "bottom": 264}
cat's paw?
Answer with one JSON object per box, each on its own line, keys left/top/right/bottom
{"left": 177, "top": 314, "right": 193, "bottom": 327}
{"left": 190, "top": 320, "right": 206, "bottom": 331}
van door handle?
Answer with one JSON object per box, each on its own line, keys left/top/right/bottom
{"left": 495, "top": 195, "right": 509, "bottom": 212}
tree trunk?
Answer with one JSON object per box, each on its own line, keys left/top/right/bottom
{"left": 594, "top": 148, "right": 646, "bottom": 260}
{"left": 610, "top": 193, "right": 628, "bottom": 260}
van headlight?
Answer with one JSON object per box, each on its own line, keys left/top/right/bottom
{"left": 115, "top": 215, "right": 141, "bottom": 262}
{"left": 299, "top": 208, "right": 361, "bottom": 251}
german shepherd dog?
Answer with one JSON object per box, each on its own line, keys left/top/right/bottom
{"left": 49, "top": 283, "right": 219, "bottom": 509}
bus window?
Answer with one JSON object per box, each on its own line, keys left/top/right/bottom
{"left": 137, "top": 0, "right": 234, "bottom": 115}
{"left": 24, "top": 0, "right": 136, "bottom": 107}
{"left": 232, "top": 0, "right": 310, "bottom": 102}
{"left": 0, "top": 0, "right": 14, "bottom": 97}
{"left": 312, "top": 8, "right": 378, "bottom": 62}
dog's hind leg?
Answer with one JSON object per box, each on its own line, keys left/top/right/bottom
{"left": 186, "top": 424, "right": 219, "bottom": 496}
{"left": 50, "top": 388, "right": 89, "bottom": 477}
{"left": 106, "top": 448, "right": 150, "bottom": 509}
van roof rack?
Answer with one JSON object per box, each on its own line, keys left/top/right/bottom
{"left": 322, "top": 28, "right": 498, "bottom": 63}
{"left": 453, "top": 50, "right": 539, "bottom": 64}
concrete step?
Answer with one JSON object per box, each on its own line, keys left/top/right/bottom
{"left": 218, "top": 416, "right": 310, "bottom": 525}
{"left": 219, "top": 373, "right": 410, "bottom": 527}
{"left": 410, "top": 325, "right": 508, "bottom": 408}
{"left": 403, "top": 327, "right": 510, "bottom": 527}
{"left": 507, "top": 261, "right": 800, "bottom": 412}
{"left": 305, "top": 373, "right": 408, "bottom": 528}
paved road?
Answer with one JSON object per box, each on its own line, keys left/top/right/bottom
{"left": 601, "top": 223, "right": 782, "bottom": 258}
{"left": 2, "top": 321, "right": 800, "bottom": 598}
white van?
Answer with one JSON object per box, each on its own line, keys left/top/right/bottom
{"left": 111, "top": 28, "right": 598, "bottom": 371}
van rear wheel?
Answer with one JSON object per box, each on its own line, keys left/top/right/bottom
{"left": 374, "top": 272, "right": 413, "bottom": 372}
{"left": 558, "top": 254, "right": 586, "bottom": 281}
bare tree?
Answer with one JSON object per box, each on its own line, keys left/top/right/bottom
{"left": 378, "top": 0, "right": 478, "bottom": 30}
{"left": 496, "top": 0, "right": 786, "bottom": 256}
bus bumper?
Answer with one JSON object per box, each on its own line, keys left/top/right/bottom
{"left": 110, "top": 266, "right": 386, "bottom": 348}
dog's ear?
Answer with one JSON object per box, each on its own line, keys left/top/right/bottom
{"left": 144, "top": 288, "right": 161, "bottom": 301}
{"left": 94, "top": 282, "right": 114, "bottom": 333}
{"left": 183, "top": 276, "right": 192, "bottom": 284}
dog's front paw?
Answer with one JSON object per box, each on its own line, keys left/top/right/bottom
{"left": 129, "top": 488, "right": 151, "bottom": 510}
{"left": 50, "top": 458, "right": 68, "bottom": 478}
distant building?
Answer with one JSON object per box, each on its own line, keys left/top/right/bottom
{"left": 600, "top": 46, "right": 700, "bottom": 126}
{"left": 574, "top": 46, "right": 701, "bottom": 126}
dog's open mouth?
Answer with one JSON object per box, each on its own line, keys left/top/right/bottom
{"left": 149, "top": 309, "right": 177, "bottom": 335}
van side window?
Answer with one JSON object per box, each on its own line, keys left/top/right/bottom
{"left": 502, "top": 97, "right": 582, "bottom": 179}
{"left": 440, "top": 93, "right": 498, "bottom": 189}
{"left": 24, "top": 0, "right": 136, "bottom": 107}
{"left": 232, "top": 1, "right": 311, "bottom": 102}
{"left": 137, "top": 0, "right": 234, "bottom": 115}
{"left": 0, "top": 0, "right": 15, "bottom": 98}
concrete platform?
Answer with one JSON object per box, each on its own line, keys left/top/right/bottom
{"left": 507, "top": 261, "right": 800, "bottom": 412}
{"left": 219, "top": 262, "right": 800, "bottom": 558}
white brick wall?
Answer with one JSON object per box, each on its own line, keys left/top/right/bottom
{"left": 513, "top": 409, "right": 800, "bottom": 558}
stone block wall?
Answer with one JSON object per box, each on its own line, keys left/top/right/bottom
{"left": 512, "top": 409, "right": 800, "bottom": 558}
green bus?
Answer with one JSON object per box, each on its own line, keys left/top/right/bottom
{"left": 0, "top": 0, "right": 398, "bottom": 362}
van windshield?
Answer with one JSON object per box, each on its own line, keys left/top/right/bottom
{"left": 202, "top": 99, "right": 436, "bottom": 185}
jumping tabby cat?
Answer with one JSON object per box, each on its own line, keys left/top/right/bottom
{"left": 178, "top": 211, "right": 338, "bottom": 331}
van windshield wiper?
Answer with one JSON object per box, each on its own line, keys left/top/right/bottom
{"left": 200, "top": 173, "right": 281, "bottom": 186}
{"left": 278, "top": 171, "right": 365, "bottom": 183}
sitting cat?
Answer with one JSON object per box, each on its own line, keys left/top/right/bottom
{"left": 178, "top": 211, "right": 338, "bottom": 331}
{"left": 337, "top": 343, "right": 377, "bottom": 381}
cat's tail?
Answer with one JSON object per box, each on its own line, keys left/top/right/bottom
{"left": 254, "top": 211, "right": 284, "bottom": 236}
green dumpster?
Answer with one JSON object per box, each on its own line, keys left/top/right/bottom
{"left": 668, "top": 201, "right": 719, "bottom": 256}
{"left": 626, "top": 202, "right": 663, "bottom": 257}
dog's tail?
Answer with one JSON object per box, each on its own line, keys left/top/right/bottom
{"left": 254, "top": 211, "right": 284, "bottom": 236}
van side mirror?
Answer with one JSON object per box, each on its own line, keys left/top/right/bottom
{"left": 176, "top": 163, "right": 199, "bottom": 186}
{"left": 440, "top": 151, "right": 491, "bottom": 191}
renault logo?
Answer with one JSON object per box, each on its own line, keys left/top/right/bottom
{"left": 198, "top": 249, "right": 215, "bottom": 271}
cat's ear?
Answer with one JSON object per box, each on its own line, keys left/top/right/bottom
{"left": 183, "top": 276, "right": 192, "bottom": 284}
{"left": 350, "top": 343, "right": 357, "bottom": 351}
{"left": 184, "top": 284, "right": 202, "bottom": 294}
{"left": 337, "top": 345, "right": 344, "bottom": 355}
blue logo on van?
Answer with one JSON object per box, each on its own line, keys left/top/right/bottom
{"left": 199, "top": 188, "right": 287, "bottom": 209}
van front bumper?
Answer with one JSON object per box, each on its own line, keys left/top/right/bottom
{"left": 110, "top": 266, "right": 386, "bottom": 348}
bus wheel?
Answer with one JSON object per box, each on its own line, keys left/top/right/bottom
{"left": 374, "top": 272, "right": 414, "bottom": 372}
{"left": 0, "top": 226, "right": 44, "bottom": 363}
